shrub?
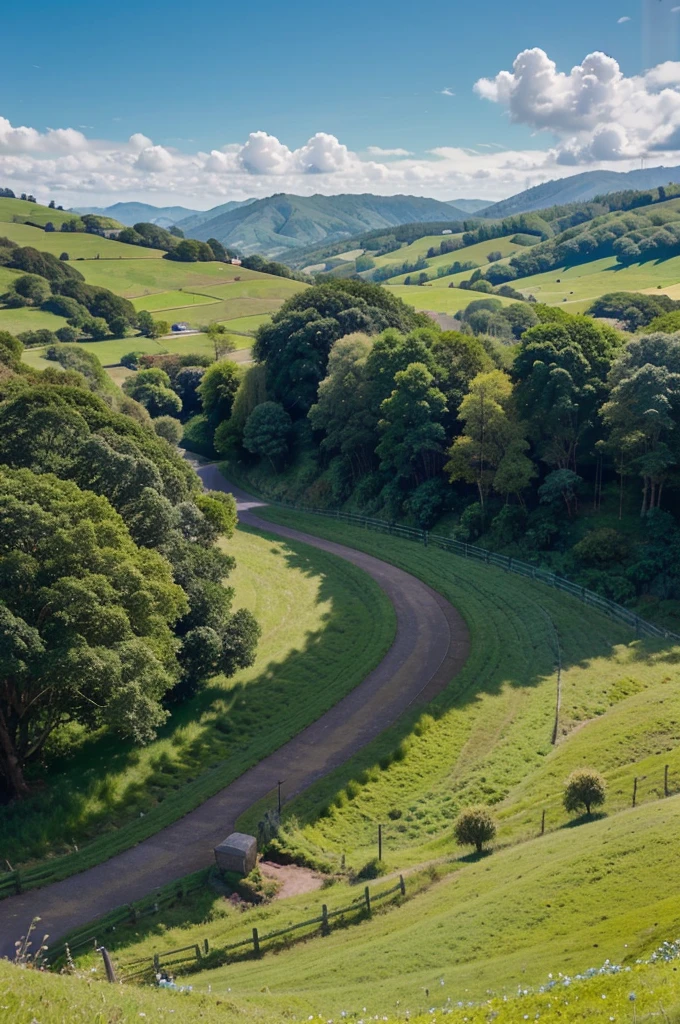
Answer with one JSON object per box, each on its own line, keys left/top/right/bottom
{"left": 564, "top": 768, "right": 606, "bottom": 817}
{"left": 153, "top": 416, "right": 183, "bottom": 445}
{"left": 453, "top": 806, "right": 497, "bottom": 853}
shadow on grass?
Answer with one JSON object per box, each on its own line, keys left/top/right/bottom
{"left": 559, "top": 811, "right": 608, "bottom": 830}
{"left": 0, "top": 522, "right": 390, "bottom": 870}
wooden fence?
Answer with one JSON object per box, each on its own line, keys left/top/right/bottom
{"left": 49, "top": 875, "right": 406, "bottom": 981}
{"left": 268, "top": 499, "right": 680, "bottom": 643}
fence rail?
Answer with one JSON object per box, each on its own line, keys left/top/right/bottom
{"left": 51, "top": 875, "right": 406, "bottom": 980}
{"left": 266, "top": 498, "right": 680, "bottom": 643}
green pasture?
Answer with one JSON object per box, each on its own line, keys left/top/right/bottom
{"left": 0, "top": 525, "right": 394, "bottom": 871}
{"left": 220, "top": 312, "right": 272, "bottom": 335}
{"left": 513, "top": 253, "right": 680, "bottom": 310}
{"left": 0, "top": 266, "right": 19, "bottom": 291}
{"left": 0, "top": 305, "right": 67, "bottom": 334}
{"left": 76, "top": 259, "right": 279, "bottom": 298}
{"left": 8, "top": 955, "right": 680, "bottom": 1024}
{"left": 151, "top": 296, "right": 284, "bottom": 328}
{"left": 370, "top": 233, "right": 465, "bottom": 271}
{"left": 0, "top": 220, "right": 164, "bottom": 259}
{"left": 131, "top": 289, "right": 218, "bottom": 312}
{"left": 243, "top": 509, "right": 677, "bottom": 867}
{"left": 387, "top": 235, "right": 525, "bottom": 286}
{"left": 0, "top": 196, "right": 84, "bottom": 228}
{"left": 386, "top": 283, "right": 515, "bottom": 315}
{"left": 193, "top": 278, "right": 304, "bottom": 301}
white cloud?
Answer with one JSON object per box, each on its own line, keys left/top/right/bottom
{"left": 475, "top": 47, "right": 680, "bottom": 163}
{"left": 6, "top": 56, "right": 680, "bottom": 210}
{"left": 440, "top": 88, "right": 455, "bottom": 96}
{"left": 618, "top": 16, "right": 631, "bottom": 23}
{"left": 366, "top": 146, "right": 413, "bottom": 157}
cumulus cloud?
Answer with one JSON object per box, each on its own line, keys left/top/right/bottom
{"left": 475, "top": 47, "right": 680, "bottom": 163}
{"left": 618, "top": 16, "right": 631, "bottom": 23}
{"left": 7, "top": 56, "right": 680, "bottom": 209}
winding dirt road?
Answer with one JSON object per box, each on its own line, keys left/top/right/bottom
{"left": 0, "top": 467, "right": 469, "bottom": 956}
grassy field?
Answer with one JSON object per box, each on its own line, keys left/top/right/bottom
{"left": 131, "top": 289, "right": 219, "bottom": 312}
{"left": 386, "top": 283, "right": 516, "bottom": 316}
{"left": 20, "top": 332, "right": 253, "bottom": 369}
{"left": 0, "top": 524, "right": 394, "bottom": 872}
{"left": 0, "top": 265, "right": 19, "bottom": 291}
{"left": 0, "top": 305, "right": 66, "bottom": 334}
{"left": 387, "top": 236, "right": 526, "bottom": 285}
{"left": 0, "top": 196, "right": 84, "bottom": 228}
{"left": 370, "top": 234, "right": 465, "bottom": 272}
{"left": 220, "top": 313, "right": 272, "bottom": 335}
{"left": 62, "top": 507, "right": 680, "bottom": 1018}
{"left": 0, "top": 220, "right": 164, "bottom": 259}
{"left": 150, "top": 296, "right": 286, "bottom": 328}
{"left": 8, "top": 953, "right": 680, "bottom": 1024}
{"left": 77, "top": 259, "right": 280, "bottom": 297}
{"left": 512, "top": 252, "right": 680, "bottom": 311}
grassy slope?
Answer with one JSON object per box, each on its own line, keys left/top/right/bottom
{"left": 513, "top": 252, "right": 680, "bottom": 311}
{"left": 8, "top": 956, "right": 680, "bottom": 1024}
{"left": 71, "top": 509, "right": 680, "bottom": 1016}
{"left": 386, "top": 283, "right": 516, "bottom": 315}
{"left": 76, "top": 259, "right": 262, "bottom": 296}
{"left": 0, "top": 306, "right": 67, "bottom": 334}
{"left": 0, "top": 220, "right": 163, "bottom": 258}
{"left": 20, "top": 333, "right": 252, "bottom": 368}
{"left": 370, "top": 233, "right": 465, "bottom": 271}
{"left": 0, "top": 524, "right": 394, "bottom": 869}
{"left": 0, "top": 196, "right": 83, "bottom": 228}
{"left": 387, "top": 236, "right": 524, "bottom": 285}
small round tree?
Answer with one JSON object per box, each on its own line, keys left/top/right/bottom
{"left": 563, "top": 768, "right": 606, "bottom": 818}
{"left": 153, "top": 415, "right": 183, "bottom": 445}
{"left": 454, "top": 806, "right": 497, "bottom": 854}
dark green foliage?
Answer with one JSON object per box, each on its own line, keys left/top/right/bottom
{"left": 255, "top": 280, "right": 424, "bottom": 416}
{"left": 243, "top": 402, "right": 293, "bottom": 467}
{"left": 587, "top": 291, "right": 676, "bottom": 331}
{"left": 165, "top": 239, "right": 215, "bottom": 262}
{"left": 123, "top": 367, "right": 183, "bottom": 418}
{"left": 198, "top": 361, "right": 241, "bottom": 423}
{"left": 17, "top": 329, "right": 58, "bottom": 348}
{"left": 153, "top": 415, "right": 183, "bottom": 445}
{"left": 0, "top": 467, "right": 187, "bottom": 797}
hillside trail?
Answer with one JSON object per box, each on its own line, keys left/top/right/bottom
{"left": 0, "top": 461, "right": 469, "bottom": 957}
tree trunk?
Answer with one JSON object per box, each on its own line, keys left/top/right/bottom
{"left": 0, "top": 712, "right": 28, "bottom": 800}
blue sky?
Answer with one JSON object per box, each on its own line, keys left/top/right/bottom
{"left": 5, "top": 0, "right": 646, "bottom": 154}
{"left": 2, "top": 0, "right": 680, "bottom": 206}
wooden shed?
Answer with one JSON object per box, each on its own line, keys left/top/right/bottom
{"left": 214, "top": 832, "right": 258, "bottom": 875}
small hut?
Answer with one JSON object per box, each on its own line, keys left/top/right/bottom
{"left": 214, "top": 832, "right": 258, "bottom": 875}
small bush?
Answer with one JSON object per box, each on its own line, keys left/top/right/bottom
{"left": 564, "top": 768, "right": 607, "bottom": 817}
{"left": 388, "top": 808, "right": 402, "bottom": 820}
{"left": 454, "top": 806, "right": 497, "bottom": 853}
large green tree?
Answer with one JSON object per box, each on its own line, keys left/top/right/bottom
{"left": 377, "top": 363, "right": 447, "bottom": 484}
{"left": 0, "top": 468, "right": 188, "bottom": 798}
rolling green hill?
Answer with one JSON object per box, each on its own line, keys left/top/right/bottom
{"left": 186, "top": 193, "right": 469, "bottom": 257}
{"left": 0, "top": 196, "right": 84, "bottom": 229}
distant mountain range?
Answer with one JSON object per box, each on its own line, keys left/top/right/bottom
{"left": 76, "top": 164, "right": 680, "bottom": 260}
{"left": 74, "top": 202, "right": 200, "bottom": 228}
{"left": 480, "top": 165, "right": 680, "bottom": 219}
{"left": 447, "top": 198, "right": 490, "bottom": 214}
{"left": 183, "top": 193, "right": 469, "bottom": 257}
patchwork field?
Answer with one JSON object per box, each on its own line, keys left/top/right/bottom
{"left": 370, "top": 233, "right": 465, "bottom": 271}
{"left": 77, "top": 258, "right": 265, "bottom": 297}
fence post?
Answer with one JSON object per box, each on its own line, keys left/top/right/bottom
{"left": 14, "top": 871, "right": 21, "bottom": 895}
{"left": 423, "top": 530, "right": 428, "bottom": 547}
{"left": 378, "top": 824, "right": 383, "bottom": 862}
{"left": 204, "top": 938, "right": 210, "bottom": 955}
{"left": 153, "top": 953, "right": 160, "bottom": 973}
{"left": 364, "top": 886, "right": 371, "bottom": 915}
{"left": 128, "top": 904, "right": 137, "bottom": 925}
{"left": 399, "top": 874, "right": 406, "bottom": 897}
{"left": 541, "top": 810, "right": 546, "bottom": 836}
{"left": 665, "top": 764, "right": 670, "bottom": 798}
{"left": 252, "top": 927, "right": 260, "bottom": 956}
{"left": 321, "top": 904, "right": 329, "bottom": 936}
{"left": 98, "top": 946, "right": 117, "bottom": 984}
{"left": 581, "top": 587, "right": 586, "bottom": 603}
{"left": 633, "top": 777, "right": 638, "bottom": 808}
